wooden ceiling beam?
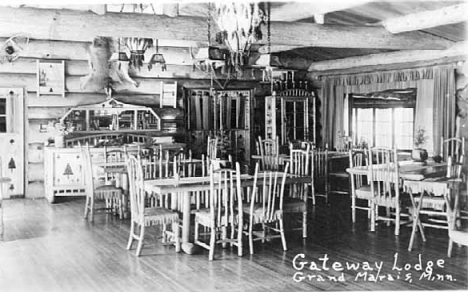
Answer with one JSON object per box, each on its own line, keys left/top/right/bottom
{"left": 308, "top": 41, "right": 468, "bottom": 74}
{"left": 0, "top": 6, "right": 453, "bottom": 50}
{"left": 270, "top": 0, "right": 373, "bottom": 22}
{"left": 381, "top": 3, "right": 468, "bottom": 34}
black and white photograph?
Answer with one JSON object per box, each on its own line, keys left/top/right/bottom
{"left": 0, "top": 0, "right": 467, "bottom": 291}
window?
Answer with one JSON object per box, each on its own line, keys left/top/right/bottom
{"left": 350, "top": 89, "right": 416, "bottom": 150}
{"left": 0, "top": 97, "right": 6, "bottom": 132}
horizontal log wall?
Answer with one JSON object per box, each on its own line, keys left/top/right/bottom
{"left": 0, "top": 38, "right": 269, "bottom": 199}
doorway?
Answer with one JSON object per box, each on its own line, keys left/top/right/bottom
{"left": 0, "top": 88, "right": 25, "bottom": 198}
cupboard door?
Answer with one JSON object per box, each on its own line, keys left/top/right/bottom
{"left": 52, "top": 152, "right": 83, "bottom": 186}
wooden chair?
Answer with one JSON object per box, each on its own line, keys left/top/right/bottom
{"left": 207, "top": 136, "right": 218, "bottom": 160}
{"left": 311, "top": 146, "right": 328, "bottom": 204}
{"left": 257, "top": 136, "right": 280, "bottom": 170}
{"left": 446, "top": 175, "right": 468, "bottom": 257}
{"left": 407, "top": 154, "right": 465, "bottom": 251}
{"left": 99, "top": 146, "right": 127, "bottom": 218}
{"left": 82, "top": 145, "right": 124, "bottom": 223}
{"left": 441, "top": 137, "right": 465, "bottom": 163}
{"left": 284, "top": 144, "right": 310, "bottom": 238}
{"left": 194, "top": 162, "right": 243, "bottom": 260}
{"left": 126, "top": 155, "right": 180, "bottom": 257}
{"left": 349, "top": 148, "right": 373, "bottom": 224}
{"left": 244, "top": 162, "right": 289, "bottom": 253}
{"left": 368, "top": 147, "right": 406, "bottom": 235}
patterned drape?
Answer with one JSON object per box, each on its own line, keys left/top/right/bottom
{"left": 319, "top": 65, "right": 456, "bottom": 154}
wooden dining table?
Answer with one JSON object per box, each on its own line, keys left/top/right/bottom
{"left": 347, "top": 160, "right": 462, "bottom": 251}
{"left": 346, "top": 160, "right": 447, "bottom": 180}
{"left": 143, "top": 172, "right": 312, "bottom": 254}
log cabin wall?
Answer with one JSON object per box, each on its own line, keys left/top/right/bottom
{"left": 0, "top": 37, "right": 273, "bottom": 199}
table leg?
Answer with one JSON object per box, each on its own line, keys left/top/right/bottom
{"left": 181, "top": 191, "right": 196, "bottom": 254}
{"left": 121, "top": 173, "right": 129, "bottom": 219}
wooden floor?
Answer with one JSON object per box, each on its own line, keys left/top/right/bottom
{"left": 0, "top": 195, "right": 467, "bottom": 292}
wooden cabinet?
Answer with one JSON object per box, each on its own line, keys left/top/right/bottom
{"left": 44, "top": 147, "right": 104, "bottom": 203}
{"left": 186, "top": 89, "right": 252, "bottom": 163}
{"left": 265, "top": 89, "right": 316, "bottom": 145}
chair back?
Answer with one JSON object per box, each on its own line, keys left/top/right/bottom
{"left": 349, "top": 148, "right": 368, "bottom": 190}
{"left": 174, "top": 150, "right": 199, "bottom": 178}
{"left": 141, "top": 147, "right": 170, "bottom": 180}
{"left": 258, "top": 136, "right": 279, "bottom": 156}
{"left": 209, "top": 161, "right": 243, "bottom": 229}
{"left": 102, "top": 146, "right": 127, "bottom": 184}
{"left": 441, "top": 137, "right": 465, "bottom": 163}
{"left": 126, "top": 155, "right": 145, "bottom": 225}
{"left": 369, "top": 147, "right": 400, "bottom": 207}
{"left": 207, "top": 136, "right": 218, "bottom": 160}
{"left": 311, "top": 146, "right": 328, "bottom": 182}
{"left": 446, "top": 154, "right": 465, "bottom": 180}
{"left": 250, "top": 163, "right": 289, "bottom": 223}
{"left": 289, "top": 143, "right": 310, "bottom": 176}
{"left": 258, "top": 136, "right": 280, "bottom": 170}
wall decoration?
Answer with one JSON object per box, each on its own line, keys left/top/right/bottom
{"left": 37, "top": 60, "right": 65, "bottom": 97}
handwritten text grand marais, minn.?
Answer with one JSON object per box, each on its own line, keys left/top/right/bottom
{"left": 292, "top": 253, "right": 455, "bottom": 283}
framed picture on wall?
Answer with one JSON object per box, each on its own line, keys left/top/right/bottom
{"left": 37, "top": 60, "right": 65, "bottom": 97}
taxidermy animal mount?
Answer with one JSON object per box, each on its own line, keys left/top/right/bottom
{"left": 80, "top": 37, "right": 139, "bottom": 92}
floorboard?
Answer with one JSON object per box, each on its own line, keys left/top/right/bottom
{"left": 0, "top": 195, "right": 466, "bottom": 292}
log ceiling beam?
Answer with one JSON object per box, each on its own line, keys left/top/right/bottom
{"left": 382, "top": 3, "right": 468, "bottom": 34}
{"left": 270, "top": 0, "right": 373, "bottom": 22}
{"left": 308, "top": 41, "right": 468, "bottom": 76}
{"left": 0, "top": 6, "right": 454, "bottom": 50}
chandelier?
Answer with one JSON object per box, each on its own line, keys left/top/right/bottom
{"left": 213, "top": 2, "right": 266, "bottom": 75}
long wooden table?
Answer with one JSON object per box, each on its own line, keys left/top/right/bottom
{"left": 346, "top": 161, "right": 447, "bottom": 181}
{"left": 143, "top": 172, "right": 312, "bottom": 254}
{"left": 347, "top": 160, "right": 463, "bottom": 251}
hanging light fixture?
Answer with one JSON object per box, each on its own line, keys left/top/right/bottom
{"left": 109, "top": 38, "right": 130, "bottom": 62}
{"left": 124, "top": 37, "right": 153, "bottom": 71}
{"left": 253, "top": 2, "right": 281, "bottom": 69}
{"left": 194, "top": 3, "right": 226, "bottom": 73}
{"left": 213, "top": 2, "right": 267, "bottom": 75}
{"left": 252, "top": 2, "right": 282, "bottom": 86}
{"left": 148, "top": 39, "right": 167, "bottom": 71}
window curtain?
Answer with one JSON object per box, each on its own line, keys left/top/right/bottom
{"left": 433, "top": 65, "right": 456, "bottom": 156}
{"left": 319, "top": 65, "right": 455, "bottom": 153}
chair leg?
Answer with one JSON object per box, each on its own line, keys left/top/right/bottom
{"left": 221, "top": 226, "right": 227, "bottom": 248}
{"left": 89, "top": 197, "right": 95, "bottom": 223}
{"left": 173, "top": 221, "right": 181, "bottom": 253}
{"left": 386, "top": 207, "right": 391, "bottom": 227}
{"left": 261, "top": 223, "right": 266, "bottom": 243}
{"left": 136, "top": 225, "right": 145, "bottom": 257}
{"left": 84, "top": 196, "right": 91, "bottom": 219}
{"left": 447, "top": 239, "right": 454, "bottom": 258}
{"left": 127, "top": 222, "right": 135, "bottom": 250}
{"left": 311, "top": 184, "right": 316, "bottom": 205}
{"left": 208, "top": 226, "right": 216, "bottom": 261}
{"left": 237, "top": 223, "right": 243, "bottom": 257}
{"left": 279, "top": 219, "right": 287, "bottom": 251}
{"left": 351, "top": 196, "right": 356, "bottom": 223}
{"left": 370, "top": 202, "right": 376, "bottom": 232}
{"left": 302, "top": 211, "right": 307, "bottom": 238}
{"left": 249, "top": 222, "right": 254, "bottom": 255}
{"left": 394, "top": 207, "right": 400, "bottom": 236}
{"left": 194, "top": 221, "right": 199, "bottom": 243}
{"left": 162, "top": 224, "right": 167, "bottom": 243}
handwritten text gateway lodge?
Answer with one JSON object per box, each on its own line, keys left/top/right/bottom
{"left": 292, "top": 253, "right": 455, "bottom": 283}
